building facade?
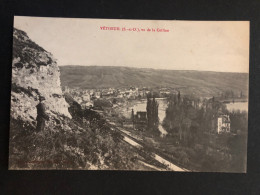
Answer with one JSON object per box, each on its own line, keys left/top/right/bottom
{"left": 217, "top": 114, "right": 231, "bottom": 134}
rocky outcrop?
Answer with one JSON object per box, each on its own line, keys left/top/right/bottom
{"left": 11, "top": 28, "right": 71, "bottom": 127}
{"left": 9, "top": 28, "right": 146, "bottom": 171}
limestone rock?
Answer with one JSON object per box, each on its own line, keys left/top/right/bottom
{"left": 11, "top": 28, "right": 71, "bottom": 126}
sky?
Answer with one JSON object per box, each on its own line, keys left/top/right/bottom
{"left": 14, "top": 16, "right": 249, "bottom": 73}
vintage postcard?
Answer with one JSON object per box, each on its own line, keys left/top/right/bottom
{"left": 9, "top": 16, "right": 249, "bottom": 172}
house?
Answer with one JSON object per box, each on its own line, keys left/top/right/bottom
{"left": 135, "top": 111, "right": 147, "bottom": 121}
{"left": 217, "top": 114, "right": 231, "bottom": 134}
{"left": 94, "top": 91, "right": 101, "bottom": 99}
{"left": 85, "top": 101, "right": 94, "bottom": 108}
{"left": 117, "top": 93, "right": 124, "bottom": 98}
{"left": 159, "top": 88, "right": 171, "bottom": 96}
{"left": 82, "top": 94, "right": 90, "bottom": 101}
{"left": 133, "top": 111, "right": 147, "bottom": 130}
{"left": 74, "top": 97, "right": 83, "bottom": 104}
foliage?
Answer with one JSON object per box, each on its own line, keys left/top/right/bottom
{"left": 162, "top": 92, "right": 248, "bottom": 172}
{"left": 9, "top": 99, "right": 139, "bottom": 170}
{"left": 163, "top": 92, "right": 200, "bottom": 145}
{"left": 93, "top": 98, "right": 113, "bottom": 109}
{"left": 229, "top": 110, "right": 248, "bottom": 133}
{"left": 146, "top": 94, "right": 159, "bottom": 131}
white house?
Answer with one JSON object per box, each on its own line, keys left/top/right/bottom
{"left": 82, "top": 94, "right": 91, "bottom": 101}
{"left": 217, "top": 114, "right": 231, "bottom": 134}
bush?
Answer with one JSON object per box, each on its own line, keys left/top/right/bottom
{"left": 9, "top": 113, "right": 137, "bottom": 170}
{"left": 94, "top": 99, "right": 113, "bottom": 108}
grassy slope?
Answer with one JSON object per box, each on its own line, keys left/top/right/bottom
{"left": 9, "top": 96, "right": 147, "bottom": 170}
{"left": 60, "top": 66, "right": 248, "bottom": 97}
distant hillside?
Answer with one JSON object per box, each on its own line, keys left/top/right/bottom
{"left": 60, "top": 66, "right": 248, "bottom": 97}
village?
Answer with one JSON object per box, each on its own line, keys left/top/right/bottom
{"left": 63, "top": 86, "right": 173, "bottom": 104}
{"left": 61, "top": 84, "right": 248, "bottom": 171}
{"left": 62, "top": 85, "right": 234, "bottom": 135}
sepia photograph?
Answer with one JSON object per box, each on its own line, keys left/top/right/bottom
{"left": 9, "top": 16, "right": 249, "bottom": 172}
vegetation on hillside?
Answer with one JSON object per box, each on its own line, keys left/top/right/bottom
{"left": 9, "top": 95, "right": 142, "bottom": 170}
{"left": 161, "top": 93, "right": 247, "bottom": 172}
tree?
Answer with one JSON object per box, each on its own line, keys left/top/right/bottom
{"left": 177, "top": 91, "right": 181, "bottom": 104}
{"left": 146, "top": 94, "right": 152, "bottom": 130}
{"left": 163, "top": 94, "right": 186, "bottom": 140}
{"left": 131, "top": 108, "right": 135, "bottom": 129}
{"left": 152, "top": 97, "right": 159, "bottom": 130}
{"left": 163, "top": 93, "right": 210, "bottom": 145}
{"left": 146, "top": 95, "right": 159, "bottom": 131}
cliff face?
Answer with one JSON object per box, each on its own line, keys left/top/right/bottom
{"left": 9, "top": 28, "right": 145, "bottom": 170}
{"left": 11, "top": 28, "right": 71, "bottom": 126}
